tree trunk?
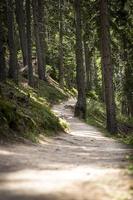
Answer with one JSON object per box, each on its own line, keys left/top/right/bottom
{"left": 74, "top": 0, "right": 86, "bottom": 119}
{"left": 58, "top": 0, "right": 64, "bottom": 88}
{"left": 32, "top": 0, "right": 46, "bottom": 81}
{"left": 6, "top": 0, "right": 18, "bottom": 83}
{"left": 101, "top": 61, "right": 105, "bottom": 102}
{"left": 83, "top": 39, "right": 92, "bottom": 92}
{"left": 100, "top": 0, "right": 117, "bottom": 133}
{"left": 26, "top": 0, "right": 34, "bottom": 87}
{"left": 122, "top": 36, "right": 133, "bottom": 117}
{"left": 15, "top": 0, "right": 28, "bottom": 67}
{"left": 0, "top": 1, "right": 6, "bottom": 82}
{"left": 93, "top": 53, "right": 99, "bottom": 93}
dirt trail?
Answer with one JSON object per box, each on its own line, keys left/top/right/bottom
{"left": 0, "top": 98, "right": 133, "bottom": 200}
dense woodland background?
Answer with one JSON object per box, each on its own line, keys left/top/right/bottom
{"left": 0, "top": 0, "right": 133, "bottom": 143}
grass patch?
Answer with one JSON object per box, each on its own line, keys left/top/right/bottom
{"left": 0, "top": 79, "right": 70, "bottom": 142}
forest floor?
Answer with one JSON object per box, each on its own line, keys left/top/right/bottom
{"left": 0, "top": 98, "right": 133, "bottom": 200}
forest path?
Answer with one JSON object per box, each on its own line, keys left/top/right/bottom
{"left": 0, "top": 98, "right": 133, "bottom": 200}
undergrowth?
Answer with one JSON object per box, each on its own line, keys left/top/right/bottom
{"left": 86, "top": 95, "right": 133, "bottom": 145}
{"left": 126, "top": 155, "right": 133, "bottom": 176}
{"left": 0, "top": 79, "right": 70, "bottom": 142}
{"left": 86, "top": 98, "right": 106, "bottom": 132}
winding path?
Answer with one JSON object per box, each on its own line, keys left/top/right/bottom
{"left": 0, "top": 98, "right": 133, "bottom": 200}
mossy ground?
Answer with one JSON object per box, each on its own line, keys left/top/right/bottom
{"left": 86, "top": 97, "right": 133, "bottom": 145}
{"left": 0, "top": 78, "right": 70, "bottom": 142}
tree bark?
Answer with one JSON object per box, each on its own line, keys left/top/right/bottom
{"left": 0, "top": 1, "right": 6, "bottom": 82}
{"left": 15, "top": 0, "right": 28, "bottom": 67}
{"left": 74, "top": 0, "right": 86, "bottom": 119}
{"left": 122, "top": 36, "right": 133, "bottom": 117}
{"left": 32, "top": 0, "right": 46, "bottom": 81}
{"left": 58, "top": 0, "right": 64, "bottom": 88}
{"left": 6, "top": 0, "right": 18, "bottom": 83}
{"left": 26, "top": 0, "right": 34, "bottom": 87}
{"left": 83, "top": 39, "right": 92, "bottom": 92}
{"left": 100, "top": 0, "right": 117, "bottom": 133}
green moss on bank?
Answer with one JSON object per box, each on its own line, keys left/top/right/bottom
{"left": 0, "top": 79, "right": 70, "bottom": 142}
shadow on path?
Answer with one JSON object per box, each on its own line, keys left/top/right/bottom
{"left": 0, "top": 98, "right": 133, "bottom": 200}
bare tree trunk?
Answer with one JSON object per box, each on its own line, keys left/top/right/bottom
{"left": 100, "top": 0, "right": 117, "bottom": 133}
{"left": 122, "top": 36, "right": 133, "bottom": 117}
{"left": 74, "top": 0, "right": 86, "bottom": 119}
{"left": 6, "top": 0, "right": 18, "bottom": 83}
{"left": 58, "top": 0, "right": 64, "bottom": 88}
{"left": 32, "top": 0, "right": 46, "bottom": 81}
{"left": 101, "top": 60, "right": 105, "bottom": 102}
{"left": 26, "top": 0, "right": 34, "bottom": 87}
{"left": 0, "top": 1, "right": 6, "bottom": 82}
{"left": 15, "top": 0, "right": 28, "bottom": 67}
{"left": 83, "top": 39, "right": 92, "bottom": 92}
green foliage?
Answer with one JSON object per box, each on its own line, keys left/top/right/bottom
{"left": 116, "top": 114, "right": 133, "bottom": 145}
{"left": 118, "top": 114, "right": 133, "bottom": 127}
{"left": 119, "top": 135, "right": 133, "bottom": 145}
{"left": 86, "top": 90, "right": 99, "bottom": 101}
{"left": 45, "top": 0, "right": 76, "bottom": 88}
{"left": 86, "top": 98, "right": 106, "bottom": 131}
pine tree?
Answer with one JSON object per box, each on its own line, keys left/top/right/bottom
{"left": 26, "top": 0, "right": 34, "bottom": 87}
{"left": 15, "top": 0, "right": 28, "bottom": 67}
{"left": 100, "top": 0, "right": 117, "bottom": 133}
{"left": 58, "top": 0, "right": 64, "bottom": 88}
{"left": 0, "top": 1, "right": 7, "bottom": 82}
{"left": 6, "top": 0, "right": 18, "bottom": 83}
{"left": 32, "top": 0, "right": 47, "bottom": 81}
{"left": 74, "top": 0, "right": 87, "bottom": 119}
